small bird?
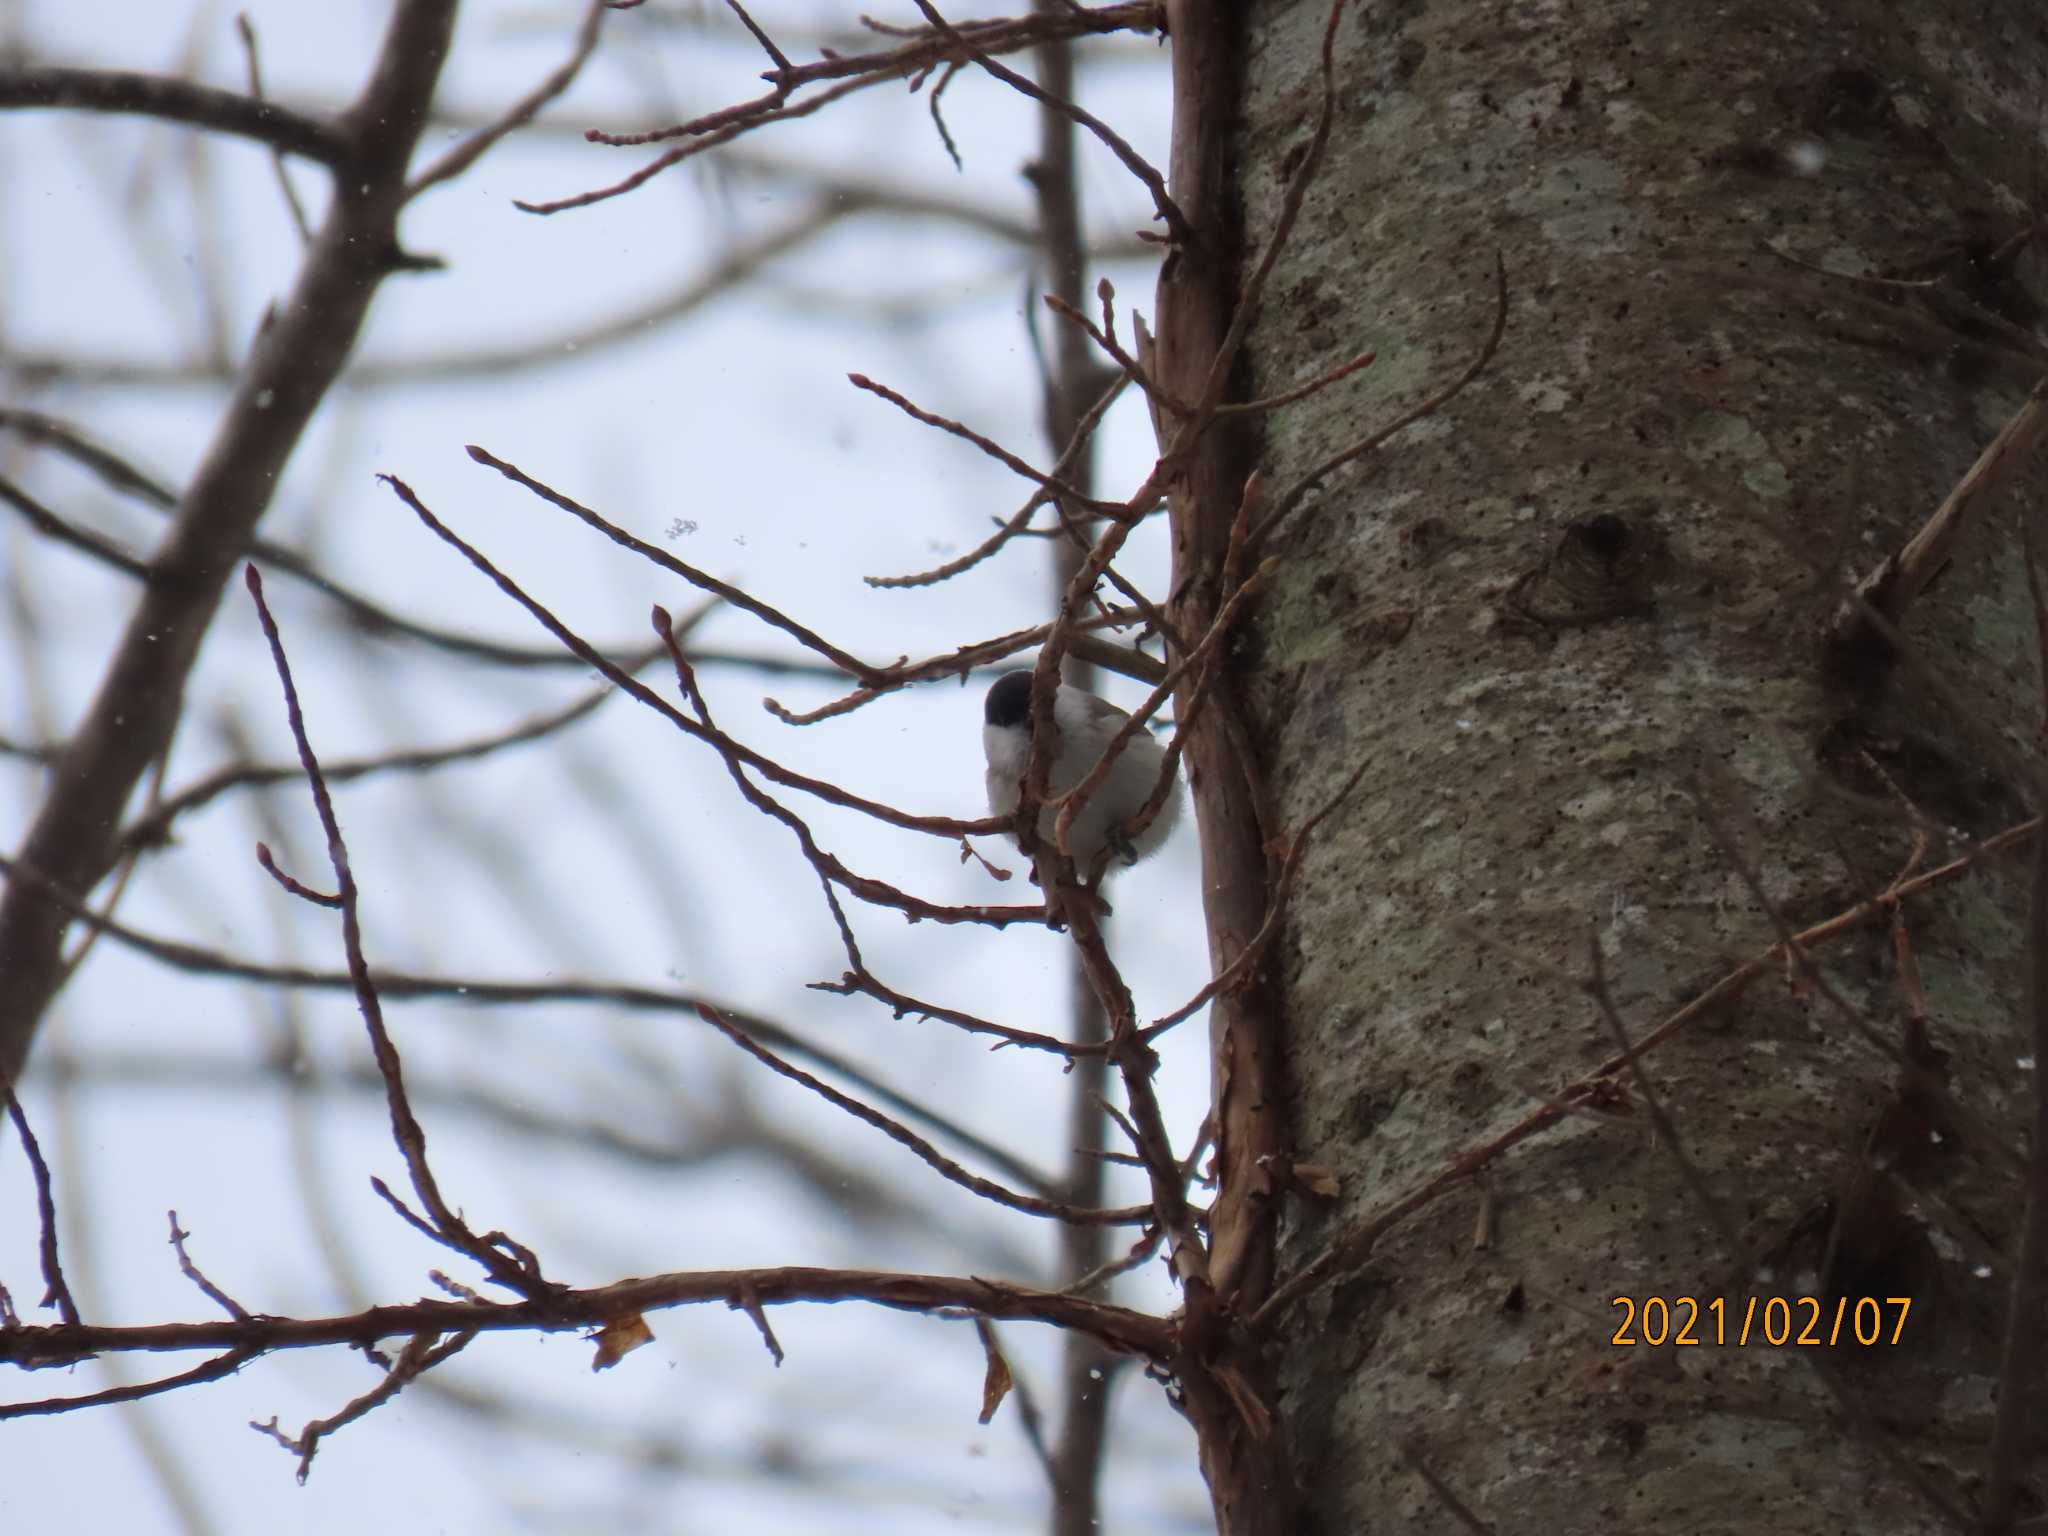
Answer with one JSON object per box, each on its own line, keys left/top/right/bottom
{"left": 981, "top": 670, "right": 1182, "bottom": 879}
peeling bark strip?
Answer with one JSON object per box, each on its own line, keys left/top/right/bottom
{"left": 0, "top": 0, "right": 462, "bottom": 1088}
{"left": 1155, "top": 4, "right": 1299, "bottom": 1530}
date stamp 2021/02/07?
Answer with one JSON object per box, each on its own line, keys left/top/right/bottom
{"left": 1610, "top": 1295, "right": 1912, "bottom": 1348}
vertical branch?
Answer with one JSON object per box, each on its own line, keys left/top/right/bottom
{"left": 0, "top": 0, "right": 461, "bottom": 1087}
{"left": 1028, "top": 18, "right": 1116, "bottom": 1536}
{"left": 1154, "top": 3, "right": 1299, "bottom": 1531}
{"left": 1156, "top": 5, "right": 1271, "bottom": 1302}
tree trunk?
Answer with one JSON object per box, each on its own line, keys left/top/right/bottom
{"left": 1239, "top": 1, "right": 2048, "bottom": 1528}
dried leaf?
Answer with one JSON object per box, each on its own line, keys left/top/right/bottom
{"left": 590, "top": 1311, "right": 654, "bottom": 1371}
{"left": 973, "top": 1317, "right": 1012, "bottom": 1425}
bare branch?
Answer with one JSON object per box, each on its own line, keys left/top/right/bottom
{"left": 0, "top": 407, "right": 705, "bottom": 674}
{"left": 1825, "top": 374, "right": 2048, "bottom": 680}
{"left": 1400, "top": 1439, "right": 1497, "bottom": 1536}
{"left": 3, "top": 1347, "right": 265, "bottom": 1415}
{"left": 1180, "top": 0, "right": 1349, "bottom": 426}
{"left": 384, "top": 472, "right": 1018, "bottom": 844}
{"left": 234, "top": 13, "right": 314, "bottom": 241}
{"left": 3, "top": 1087, "right": 80, "bottom": 1326}
{"left": 697, "top": 1005, "right": 1151, "bottom": 1226}
{"left": 865, "top": 371, "right": 1130, "bottom": 591}
{"left": 119, "top": 676, "right": 624, "bottom": 853}
{"left": 848, "top": 372, "right": 1137, "bottom": 519}
{"left": 0, "top": 65, "right": 347, "bottom": 164}
{"left": 357, "top": 203, "right": 853, "bottom": 381}
{"left": 406, "top": 1, "right": 608, "bottom": 199}
{"left": 721, "top": 0, "right": 794, "bottom": 73}
{"left": 166, "top": 1212, "right": 251, "bottom": 1321}
{"left": 905, "top": 0, "right": 1188, "bottom": 245}
{"left": 467, "top": 444, "right": 882, "bottom": 679}
{"left": 1255, "top": 813, "right": 2043, "bottom": 1330}
{"left": 1051, "top": 557, "right": 1271, "bottom": 861}
{"left": 0, "top": 853, "right": 1071, "bottom": 1190}
{"left": 1144, "top": 754, "right": 1370, "bottom": 1040}
{"left": 253, "top": 1329, "right": 472, "bottom": 1482}
{"left": 0, "top": 0, "right": 463, "bottom": 1089}
{"left": 1582, "top": 932, "right": 1747, "bottom": 1262}
{"left": 0, "top": 473, "right": 153, "bottom": 580}
{"left": 0, "top": 1266, "right": 1176, "bottom": 1390}
{"left": 246, "top": 564, "right": 546, "bottom": 1297}
{"left": 254, "top": 842, "right": 342, "bottom": 908}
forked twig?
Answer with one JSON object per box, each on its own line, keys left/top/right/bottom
{"left": 3, "top": 1087, "right": 80, "bottom": 1326}
{"left": 245, "top": 565, "right": 546, "bottom": 1297}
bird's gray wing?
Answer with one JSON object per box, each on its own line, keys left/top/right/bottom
{"left": 1075, "top": 691, "right": 1131, "bottom": 727}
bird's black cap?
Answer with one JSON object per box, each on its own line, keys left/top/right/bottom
{"left": 984, "top": 670, "right": 1035, "bottom": 729}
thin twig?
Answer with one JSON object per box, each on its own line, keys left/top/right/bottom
{"left": 2, "top": 1347, "right": 264, "bottom": 1415}
{"left": 847, "top": 373, "right": 1135, "bottom": 519}
{"left": 1693, "top": 792, "right": 2027, "bottom": 1176}
{"left": 760, "top": 609, "right": 1157, "bottom": 726}
{"left": 253, "top": 1329, "right": 471, "bottom": 1481}
{"left": 721, "top": 0, "right": 793, "bottom": 72}
{"left": 696, "top": 1005, "right": 1151, "bottom": 1226}
{"left": 1401, "top": 1439, "right": 1497, "bottom": 1536}
{"left": 1582, "top": 932, "right": 1746, "bottom": 1262}
{"left": 234, "top": 13, "right": 313, "bottom": 240}
{"left": 905, "top": 0, "right": 1189, "bottom": 245}
{"left": 1826, "top": 375, "right": 2048, "bottom": 672}
{"left": 3, "top": 1087, "right": 80, "bottom": 1325}
{"left": 384, "top": 471, "right": 1014, "bottom": 844}
{"left": 1216, "top": 346, "right": 1377, "bottom": 418}
{"left": 166, "top": 1211, "right": 251, "bottom": 1321}
{"left": 0, "top": 474, "right": 153, "bottom": 580}
{"left": 1255, "top": 813, "right": 2042, "bottom": 1328}
{"left": 0, "top": 409, "right": 685, "bottom": 670}
{"left": 246, "top": 564, "right": 544, "bottom": 1296}
{"left": 516, "top": 75, "right": 870, "bottom": 214}
{"left": 0, "top": 852, "right": 1084, "bottom": 1187}
{"left": 1184, "top": 0, "right": 1348, "bottom": 425}
{"left": 406, "top": 0, "right": 608, "bottom": 199}
{"left": 119, "top": 676, "right": 626, "bottom": 852}
{"left": 255, "top": 842, "right": 342, "bottom": 907}
{"left": 866, "top": 371, "right": 1129, "bottom": 590}
{"left": 1144, "top": 755, "right": 1370, "bottom": 1039}
{"left": 466, "top": 444, "right": 881, "bottom": 678}
{"left": 1050, "top": 558, "right": 1271, "bottom": 859}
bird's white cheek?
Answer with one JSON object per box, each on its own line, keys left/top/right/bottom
{"left": 982, "top": 726, "right": 1030, "bottom": 776}
{"left": 983, "top": 726, "right": 1030, "bottom": 817}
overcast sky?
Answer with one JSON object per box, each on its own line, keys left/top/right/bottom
{"left": 0, "top": 3, "right": 1215, "bottom": 1531}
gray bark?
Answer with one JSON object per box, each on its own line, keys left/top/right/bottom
{"left": 1240, "top": 0, "right": 2048, "bottom": 1528}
